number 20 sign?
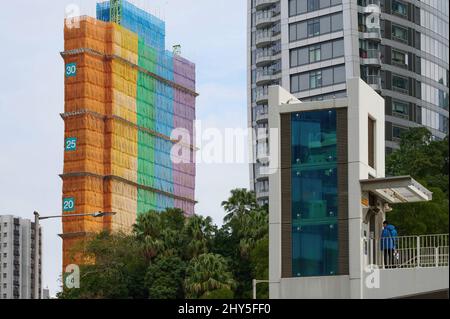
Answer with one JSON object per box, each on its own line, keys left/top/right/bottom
{"left": 63, "top": 198, "right": 75, "bottom": 212}
{"left": 65, "top": 63, "right": 77, "bottom": 77}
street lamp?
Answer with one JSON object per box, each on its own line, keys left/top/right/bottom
{"left": 32, "top": 211, "right": 116, "bottom": 299}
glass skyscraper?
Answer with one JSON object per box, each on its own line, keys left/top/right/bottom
{"left": 247, "top": 0, "right": 449, "bottom": 205}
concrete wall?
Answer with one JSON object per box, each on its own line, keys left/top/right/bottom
{"left": 278, "top": 276, "right": 351, "bottom": 299}
{"left": 364, "top": 267, "right": 450, "bottom": 299}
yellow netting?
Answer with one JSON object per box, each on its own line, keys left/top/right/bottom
{"left": 111, "top": 24, "right": 138, "bottom": 64}
{"left": 105, "top": 179, "right": 138, "bottom": 233}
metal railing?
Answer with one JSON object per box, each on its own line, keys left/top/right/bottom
{"left": 370, "top": 234, "right": 449, "bottom": 269}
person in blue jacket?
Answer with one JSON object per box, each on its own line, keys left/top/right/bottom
{"left": 381, "top": 221, "right": 398, "bottom": 268}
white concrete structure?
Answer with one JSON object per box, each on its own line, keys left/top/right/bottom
{"left": 268, "top": 78, "right": 448, "bottom": 299}
{"left": 0, "top": 215, "right": 42, "bottom": 299}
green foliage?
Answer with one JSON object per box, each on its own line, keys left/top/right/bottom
{"left": 386, "top": 128, "right": 449, "bottom": 235}
{"left": 200, "top": 288, "right": 234, "bottom": 299}
{"left": 58, "top": 232, "right": 147, "bottom": 299}
{"left": 58, "top": 191, "right": 269, "bottom": 300}
{"left": 221, "top": 188, "right": 259, "bottom": 223}
{"left": 250, "top": 236, "right": 269, "bottom": 299}
{"left": 184, "top": 253, "right": 236, "bottom": 299}
{"left": 145, "top": 255, "right": 186, "bottom": 299}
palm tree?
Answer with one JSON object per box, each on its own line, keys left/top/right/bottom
{"left": 133, "top": 211, "right": 164, "bottom": 262}
{"left": 184, "top": 253, "right": 236, "bottom": 299}
{"left": 221, "top": 188, "right": 259, "bottom": 223}
{"left": 184, "top": 215, "right": 215, "bottom": 259}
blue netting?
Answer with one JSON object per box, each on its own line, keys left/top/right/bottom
{"left": 96, "top": 0, "right": 165, "bottom": 51}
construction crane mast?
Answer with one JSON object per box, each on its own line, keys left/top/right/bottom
{"left": 110, "top": 0, "right": 122, "bottom": 24}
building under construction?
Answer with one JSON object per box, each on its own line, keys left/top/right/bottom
{"left": 60, "top": 0, "right": 197, "bottom": 268}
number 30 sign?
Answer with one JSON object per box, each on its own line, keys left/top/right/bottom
{"left": 65, "top": 63, "right": 77, "bottom": 77}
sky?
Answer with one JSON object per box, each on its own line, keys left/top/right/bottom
{"left": 0, "top": 0, "right": 249, "bottom": 297}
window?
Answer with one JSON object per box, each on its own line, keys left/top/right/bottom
{"left": 368, "top": 117, "right": 375, "bottom": 168}
{"left": 290, "top": 13, "right": 343, "bottom": 42}
{"left": 308, "top": 19, "right": 320, "bottom": 37}
{"left": 291, "top": 65, "right": 346, "bottom": 92}
{"left": 332, "top": 39, "right": 344, "bottom": 58}
{"left": 392, "top": 100, "right": 409, "bottom": 119}
{"left": 320, "top": 16, "right": 331, "bottom": 34}
{"left": 393, "top": 126, "right": 406, "bottom": 139}
{"left": 290, "top": 39, "right": 344, "bottom": 67}
{"left": 310, "top": 70, "right": 322, "bottom": 89}
{"left": 308, "top": 0, "right": 320, "bottom": 12}
{"left": 392, "top": 49, "right": 408, "bottom": 66}
{"left": 309, "top": 45, "right": 321, "bottom": 63}
{"left": 289, "top": 0, "right": 342, "bottom": 17}
{"left": 392, "top": 24, "right": 408, "bottom": 42}
{"left": 392, "top": 75, "right": 409, "bottom": 94}
{"left": 333, "top": 65, "right": 346, "bottom": 83}
{"left": 331, "top": 13, "right": 343, "bottom": 32}
{"left": 392, "top": 0, "right": 407, "bottom": 16}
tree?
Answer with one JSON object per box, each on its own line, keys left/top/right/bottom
{"left": 133, "top": 211, "right": 164, "bottom": 262}
{"left": 58, "top": 232, "right": 147, "bottom": 299}
{"left": 221, "top": 188, "right": 259, "bottom": 223}
{"left": 183, "top": 215, "right": 215, "bottom": 259}
{"left": 145, "top": 255, "right": 186, "bottom": 299}
{"left": 200, "top": 288, "right": 234, "bottom": 299}
{"left": 386, "top": 127, "right": 449, "bottom": 235}
{"left": 249, "top": 236, "right": 269, "bottom": 299}
{"left": 184, "top": 253, "right": 236, "bottom": 299}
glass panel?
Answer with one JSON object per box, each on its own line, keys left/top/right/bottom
{"left": 333, "top": 65, "right": 346, "bottom": 83}
{"left": 310, "top": 71, "right": 322, "bottom": 89}
{"left": 299, "top": 73, "right": 310, "bottom": 91}
{"left": 291, "top": 110, "right": 338, "bottom": 277}
{"left": 321, "top": 42, "right": 333, "bottom": 60}
{"left": 322, "top": 68, "right": 333, "bottom": 87}
{"left": 320, "top": 16, "right": 331, "bottom": 34}
{"left": 332, "top": 39, "right": 344, "bottom": 57}
{"left": 309, "top": 45, "right": 321, "bottom": 63}
{"left": 331, "top": 13, "right": 343, "bottom": 32}
{"left": 298, "top": 47, "right": 309, "bottom": 65}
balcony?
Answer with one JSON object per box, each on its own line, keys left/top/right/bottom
{"left": 255, "top": 30, "right": 281, "bottom": 48}
{"left": 257, "top": 189, "right": 270, "bottom": 199}
{"left": 256, "top": 69, "right": 281, "bottom": 86}
{"left": 363, "top": 75, "right": 382, "bottom": 91}
{"left": 255, "top": 0, "right": 279, "bottom": 10}
{"left": 256, "top": 50, "right": 281, "bottom": 67}
{"left": 359, "top": 26, "right": 382, "bottom": 41}
{"left": 255, "top": 8, "right": 280, "bottom": 29}
{"left": 255, "top": 87, "right": 269, "bottom": 104}
{"left": 256, "top": 112, "right": 269, "bottom": 123}
{"left": 364, "top": 234, "right": 449, "bottom": 298}
{"left": 360, "top": 49, "right": 382, "bottom": 65}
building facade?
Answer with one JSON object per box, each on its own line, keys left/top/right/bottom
{"left": 248, "top": 0, "right": 449, "bottom": 205}
{"left": 61, "top": 0, "right": 197, "bottom": 268}
{"left": 268, "top": 78, "right": 448, "bottom": 299}
{"left": 0, "top": 215, "right": 42, "bottom": 299}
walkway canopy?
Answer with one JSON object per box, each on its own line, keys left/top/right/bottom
{"left": 360, "top": 176, "right": 433, "bottom": 204}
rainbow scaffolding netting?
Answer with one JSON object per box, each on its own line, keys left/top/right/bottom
{"left": 61, "top": 1, "right": 196, "bottom": 264}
